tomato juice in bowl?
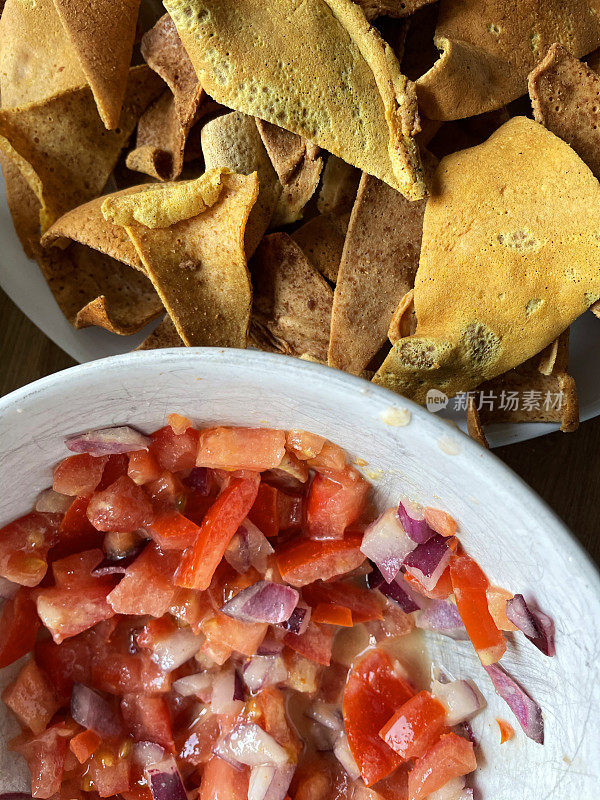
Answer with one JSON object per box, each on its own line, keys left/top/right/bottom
{"left": 0, "top": 349, "right": 598, "bottom": 800}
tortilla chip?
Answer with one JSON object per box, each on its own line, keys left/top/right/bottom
{"left": 201, "top": 112, "right": 281, "bottom": 257}
{"left": 416, "top": 0, "right": 600, "bottom": 121}
{"left": 374, "top": 117, "right": 600, "bottom": 403}
{"left": 250, "top": 233, "right": 334, "bottom": 363}
{"left": 0, "top": 151, "right": 41, "bottom": 258}
{"left": 467, "top": 331, "right": 579, "bottom": 445}
{"left": 105, "top": 170, "right": 259, "bottom": 347}
{"left": 291, "top": 213, "right": 349, "bottom": 283}
{"left": 53, "top": 0, "right": 141, "bottom": 129}
{"left": 329, "top": 173, "right": 426, "bottom": 375}
{"left": 317, "top": 155, "right": 361, "bottom": 216}
{"left": 0, "top": 0, "right": 86, "bottom": 107}
{"left": 0, "top": 65, "right": 163, "bottom": 234}
{"left": 137, "top": 316, "right": 184, "bottom": 349}
{"left": 355, "top": 0, "right": 436, "bottom": 21}
{"left": 529, "top": 44, "right": 600, "bottom": 180}
{"left": 164, "top": 0, "right": 426, "bottom": 199}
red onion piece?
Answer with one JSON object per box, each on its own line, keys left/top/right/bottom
{"left": 225, "top": 529, "right": 252, "bottom": 574}
{"left": 173, "top": 672, "right": 213, "bottom": 697}
{"left": 65, "top": 426, "right": 150, "bottom": 456}
{"left": 360, "top": 508, "right": 416, "bottom": 583}
{"left": 257, "top": 631, "right": 285, "bottom": 655}
{"left": 149, "top": 626, "right": 203, "bottom": 672}
{"left": 133, "top": 741, "right": 166, "bottom": 768}
{"left": 305, "top": 701, "right": 343, "bottom": 732}
{"left": 182, "top": 467, "right": 210, "bottom": 494}
{"left": 71, "top": 683, "right": 122, "bottom": 737}
{"left": 248, "top": 764, "right": 295, "bottom": 800}
{"left": 431, "top": 678, "right": 486, "bottom": 725}
{"left": 221, "top": 580, "right": 299, "bottom": 624}
{"left": 278, "top": 602, "right": 311, "bottom": 635}
{"left": 225, "top": 521, "right": 275, "bottom": 575}
{"left": 398, "top": 499, "right": 435, "bottom": 544}
{"left": 0, "top": 576, "right": 19, "bottom": 601}
{"left": 484, "top": 663, "right": 544, "bottom": 744}
{"left": 211, "top": 667, "right": 245, "bottom": 715}
{"left": 243, "top": 654, "right": 287, "bottom": 693}
{"left": 333, "top": 733, "right": 361, "bottom": 780}
{"left": 145, "top": 756, "right": 187, "bottom": 800}
{"left": 378, "top": 571, "right": 425, "bottom": 613}
{"left": 402, "top": 534, "right": 451, "bottom": 591}
{"left": 217, "top": 723, "right": 291, "bottom": 767}
{"left": 506, "top": 594, "right": 556, "bottom": 657}
{"left": 35, "top": 489, "right": 72, "bottom": 514}
{"left": 91, "top": 541, "right": 148, "bottom": 576}
{"left": 415, "top": 599, "right": 468, "bottom": 640}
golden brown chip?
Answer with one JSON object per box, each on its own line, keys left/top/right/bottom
{"left": 317, "top": 155, "right": 361, "bottom": 217}
{"left": 417, "top": 0, "right": 600, "bottom": 121}
{"left": 0, "top": 0, "right": 86, "bottom": 107}
{"left": 106, "top": 170, "right": 259, "bottom": 347}
{"left": 164, "top": 0, "right": 426, "bottom": 199}
{"left": 250, "top": 233, "right": 334, "bottom": 363}
{"left": 291, "top": 213, "right": 350, "bottom": 283}
{"left": 388, "top": 288, "right": 416, "bottom": 343}
{"left": 201, "top": 112, "right": 281, "bottom": 258}
{"left": 0, "top": 152, "right": 40, "bottom": 258}
{"left": 0, "top": 65, "right": 163, "bottom": 234}
{"left": 529, "top": 44, "right": 600, "bottom": 180}
{"left": 53, "top": 0, "right": 141, "bottom": 129}
{"left": 137, "top": 316, "right": 184, "bottom": 349}
{"left": 374, "top": 117, "right": 600, "bottom": 403}
{"left": 329, "top": 173, "right": 426, "bottom": 376}
{"left": 355, "top": 0, "right": 436, "bottom": 21}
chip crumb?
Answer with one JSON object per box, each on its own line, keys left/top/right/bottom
{"left": 437, "top": 435, "right": 461, "bottom": 455}
{"left": 379, "top": 406, "right": 412, "bottom": 426}
{"left": 364, "top": 468, "right": 384, "bottom": 480}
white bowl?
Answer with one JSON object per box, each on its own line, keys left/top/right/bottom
{"left": 0, "top": 349, "right": 598, "bottom": 799}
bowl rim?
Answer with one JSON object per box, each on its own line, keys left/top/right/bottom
{"left": 1, "top": 346, "right": 598, "bottom": 592}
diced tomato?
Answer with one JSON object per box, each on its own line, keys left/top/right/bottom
{"left": 69, "top": 728, "right": 101, "bottom": 763}
{"left": 201, "top": 611, "right": 267, "bottom": 657}
{"left": 150, "top": 425, "right": 199, "bottom": 472}
{"left": 86, "top": 749, "right": 131, "bottom": 797}
{"left": 169, "top": 587, "right": 212, "bottom": 632}
{"left": 52, "top": 549, "right": 103, "bottom": 587}
{"left": 497, "top": 717, "right": 515, "bottom": 743}
{"left": 146, "top": 471, "right": 188, "bottom": 511}
{"left": 486, "top": 586, "right": 518, "bottom": 631}
{"left": 277, "top": 491, "right": 303, "bottom": 531}
{"left": 168, "top": 413, "right": 194, "bottom": 434}
{"left": 276, "top": 535, "right": 365, "bottom": 587}
{"left": 407, "top": 733, "right": 476, "bottom": 800}
{"left": 306, "top": 466, "right": 369, "bottom": 540}
{"left": 312, "top": 603, "right": 353, "bottom": 627}
{"left": 35, "top": 634, "right": 92, "bottom": 702}
{"left": 136, "top": 615, "right": 177, "bottom": 649}
{"left": 403, "top": 565, "right": 453, "bottom": 600}
{"left": 36, "top": 577, "right": 116, "bottom": 644}
{"left": 284, "top": 621, "right": 335, "bottom": 665}
{"left": 268, "top": 451, "right": 310, "bottom": 485}
{"left": 97, "top": 453, "right": 130, "bottom": 490}
{"left": 256, "top": 686, "right": 302, "bottom": 756}
{"left": 0, "top": 588, "right": 41, "bottom": 668}
{"left": 121, "top": 693, "right": 174, "bottom": 750}
{"left": 450, "top": 555, "right": 506, "bottom": 665}
{"left": 0, "top": 511, "right": 60, "bottom": 586}
{"left": 52, "top": 496, "right": 104, "bottom": 561}
{"left": 307, "top": 440, "right": 347, "bottom": 471}
{"left": 343, "top": 648, "right": 414, "bottom": 786}
{"left": 302, "top": 580, "right": 383, "bottom": 623}
{"left": 87, "top": 475, "right": 154, "bottom": 532}
{"left": 196, "top": 427, "right": 285, "bottom": 471}
{"left": 379, "top": 690, "right": 447, "bottom": 761}
{"left": 176, "top": 475, "right": 260, "bottom": 590}
{"left": 148, "top": 510, "right": 201, "bottom": 550}
{"left": 10, "top": 724, "right": 68, "bottom": 799}
{"left": 286, "top": 430, "right": 326, "bottom": 460}
{"left": 423, "top": 507, "right": 457, "bottom": 537}
{"left": 248, "top": 482, "right": 279, "bottom": 537}
{"left": 128, "top": 449, "right": 161, "bottom": 485}
{"left": 198, "top": 755, "right": 250, "bottom": 800}
{"left": 92, "top": 649, "right": 171, "bottom": 696}
{"left": 107, "top": 543, "right": 178, "bottom": 617}
{"left": 2, "top": 659, "right": 60, "bottom": 734}
{"left": 177, "top": 706, "right": 220, "bottom": 766}
{"left": 53, "top": 454, "right": 107, "bottom": 496}
{"left": 370, "top": 768, "right": 411, "bottom": 800}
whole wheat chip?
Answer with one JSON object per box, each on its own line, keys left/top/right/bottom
{"left": 529, "top": 44, "right": 600, "bottom": 180}
{"left": 126, "top": 92, "right": 190, "bottom": 181}
{"left": 137, "top": 316, "right": 184, "bottom": 349}
{"left": 201, "top": 112, "right": 281, "bottom": 258}
{"left": 416, "top": 0, "right": 600, "bottom": 121}
{"left": 374, "top": 117, "right": 600, "bottom": 403}
{"left": 53, "top": 0, "right": 141, "bottom": 130}
{"left": 0, "top": 0, "right": 86, "bottom": 107}
{"left": 250, "top": 233, "right": 334, "bottom": 363}
{"left": 329, "top": 173, "right": 426, "bottom": 376}
{"left": 0, "top": 65, "right": 163, "bottom": 234}
{"left": 291, "top": 213, "right": 350, "bottom": 283}
{"left": 164, "top": 0, "right": 426, "bottom": 200}
{"left": 355, "top": 0, "right": 436, "bottom": 21}
{"left": 105, "top": 171, "right": 259, "bottom": 347}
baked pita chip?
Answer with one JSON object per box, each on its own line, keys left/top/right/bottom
{"left": 53, "top": 0, "right": 141, "bottom": 129}
{"left": 250, "top": 233, "right": 334, "bottom": 363}
{"left": 0, "top": 152, "right": 41, "bottom": 259}
{"left": 103, "top": 169, "right": 259, "bottom": 347}
{"left": 201, "top": 112, "right": 281, "bottom": 258}
{"left": 417, "top": 0, "right": 600, "bottom": 121}
{"left": 292, "top": 213, "right": 349, "bottom": 283}
{"left": 529, "top": 44, "right": 600, "bottom": 180}
{"left": 0, "top": 0, "right": 85, "bottom": 107}
{"left": 356, "top": 0, "right": 436, "bottom": 21}
{"left": 164, "top": 0, "right": 426, "bottom": 199}
{"left": 374, "top": 117, "right": 600, "bottom": 403}
{"left": 0, "top": 65, "right": 163, "bottom": 234}
{"left": 137, "top": 316, "right": 184, "bottom": 349}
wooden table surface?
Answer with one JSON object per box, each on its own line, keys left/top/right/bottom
{"left": 2, "top": 286, "right": 599, "bottom": 568}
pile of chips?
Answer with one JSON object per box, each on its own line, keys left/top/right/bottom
{"left": 4, "top": 0, "right": 600, "bottom": 443}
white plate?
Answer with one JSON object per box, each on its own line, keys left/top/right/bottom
{"left": 2, "top": 170, "right": 599, "bottom": 447}
{"left": 0, "top": 348, "right": 598, "bottom": 799}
